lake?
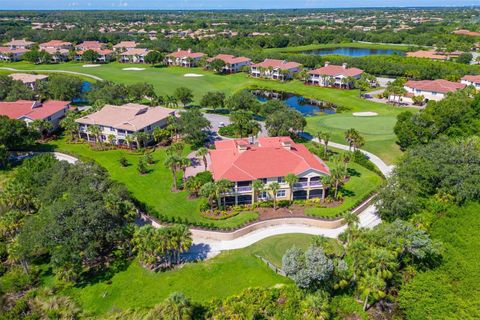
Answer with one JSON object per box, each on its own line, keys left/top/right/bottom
{"left": 252, "top": 90, "right": 336, "bottom": 116}
{"left": 302, "top": 47, "right": 404, "bottom": 57}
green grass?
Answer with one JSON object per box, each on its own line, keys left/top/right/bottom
{"left": 67, "top": 234, "right": 316, "bottom": 316}
{"left": 0, "top": 61, "right": 405, "bottom": 162}
{"left": 304, "top": 161, "right": 383, "bottom": 218}
{"left": 264, "top": 42, "right": 413, "bottom": 54}
{"left": 46, "top": 138, "right": 258, "bottom": 229}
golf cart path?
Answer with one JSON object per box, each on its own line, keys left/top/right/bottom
{"left": 0, "top": 67, "right": 104, "bottom": 81}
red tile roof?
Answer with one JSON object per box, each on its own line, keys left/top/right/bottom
{"left": 40, "top": 40, "right": 72, "bottom": 48}
{"left": 121, "top": 48, "right": 150, "bottom": 56}
{"left": 77, "top": 48, "right": 113, "bottom": 55}
{"left": 167, "top": 49, "right": 205, "bottom": 59}
{"left": 0, "top": 100, "right": 69, "bottom": 120}
{"left": 0, "top": 47, "right": 28, "bottom": 54}
{"left": 406, "top": 50, "right": 448, "bottom": 60}
{"left": 405, "top": 79, "right": 466, "bottom": 94}
{"left": 209, "top": 137, "right": 329, "bottom": 181}
{"left": 76, "top": 41, "right": 104, "bottom": 50}
{"left": 453, "top": 29, "right": 480, "bottom": 37}
{"left": 113, "top": 41, "right": 137, "bottom": 48}
{"left": 461, "top": 75, "right": 480, "bottom": 83}
{"left": 309, "top": 64, "right": 363, "bottom": 77}
{"left": 207, "top": 54, "right": 251, "bottom": 65}
{"left": 251, "top": 59, "right": 301, "bottom": 70}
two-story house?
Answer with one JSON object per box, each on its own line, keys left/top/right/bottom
{"left": 207, "top": 54, "right": 252, "bottom": 73}
{"left": 307, "top": 62, "right": 363, "bottom": 89}
{"left": 166, "top": 49, "right": 206, "bottom": 67}
{"left": 209, "top": 137, "right": 330, "bottom": 206}
{"left": 392, "top": 79, "right": 466, "bottom": 103}
{"left": 9, "top": 73, "right": 49, "bottom": 90}
{"left": 39, "top": 40, "right": 73, "bottom": 62}
{"left": 0, "top": 100, "right": 70, "bottom": 129}
{"left": 4, "top": 39, "right": 34, "bottom": 50}
{"left": 119, "top": 48, "right": 150, "bottom": 63}
{"left": 250, "top": 59, "right": 302, "bottom": 80}
{"left": 75, "top": 41, "right": 113, "bottom": 62}
{"left": 75, "top": 103, "right": 174, "bottom": 146}
{"left": 113, "top": 41, "right": 138, "bottom": 52}
{"left": 461, "top": 75, "right": 480, "bottom": 90}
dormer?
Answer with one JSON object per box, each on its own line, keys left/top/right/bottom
{"left": 281, "top": 140, "right": 292, "bottom": 150}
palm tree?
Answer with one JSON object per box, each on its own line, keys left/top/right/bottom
{"left": 329, "top": 160, "right": 347, "bottom": 200}
{"left": 133, "top": 132, "right": 149, "bottom": 149}
{"left": 179, "top": 157, "right": 191, "bottom": 184}
{"left": 358, "top": 272, "right": 387, "bottom": 311}
{"left": 344, "top": 128, "right": 360, "bottom": 151}
{"left": 107, "top": 134, "right": 116, "bottom": 145}
{"left": 269, "top": 182, "right": 281, "bottom": 210}
{"left": 60, "top": 114, "right": 80, "bottom": 141}
{"left": 342, "top": 211, "right": 359, "bottom": 245}
{"left": 320, "top": 175, "right": 331, "bottom": 203}
{"left": 215, "top": 179, "right": 234, "bottom": 209}
{"left": 124, "top": 134, "right": 133, "bottom": 149}
{"left": 195, "top": 147, "right": 209, "bottom": 171}
{"left": 164, "top": 154, "right": 181, "bottom": 191}
{"left": 285, "top": 173, "right": 299, "bottom": 204}
{"left": 146, "top": 292, "right": 193, "bottom": 320}
{"left": 252, "top": 179, "right": 265, "bottom": 208}
{"left": 88, "top": 125, "right": 102, "bottom": 145}
{"left": 317, "top": 131, "right": 331, "bottom": 158}
{"left": 200, "top": 182, "right": 217, "bottom": 212}
{"left": 352, "top": 134, "right": 365, "bottom": 151}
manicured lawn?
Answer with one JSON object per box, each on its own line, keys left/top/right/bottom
{"left": 0, "top": 61, "right": 405, "bottom": 162}
{"left": 304, "top": 161, "right": 383, "bottom": 218}
{"left": 46, "top": 138, "right": 258, "bottom": 229}
{"left": 264, "top": 42, "right": 413, "bottom": 54}
{"left": 67, "top": 234, "right": 315, "bottom": 317}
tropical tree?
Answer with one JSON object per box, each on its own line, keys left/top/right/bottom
{"left": 209, "top": 58, "right": 226, "bottom": 73}
{"left": 164, "top": 154, "right": 181, "bottom": 191}
{"left": 179, "top": 157, "right": 191, "bottom": 184}
{"left": 342, "top": 211, "right": 359, "bottom": 245}
{"left": 252, "top": 179, "right": 265, "bottom": 208}
{"left": 152, "top": 127, "right": 170, "bottom": 145}
{"left": 146, "top": 292, "right": 194, "bottom": 320}
{"left": 200, "top": 91, "right": 225, "bottom": 111}
{"left": 30, "top": 119, "right": 52, "bottom": 137}
{"left": 200, "top": 182, "right": 217, "bottom": 212}
{"left": 344, "top": 128, "right": 362, "bottom": 151}
{"left": 215, "top": 179, "right": 234, "bottom": 209}
{"left": 358, "top": 272, "right": 387, "bottom": 311}
{"left": 317, "top": 131, "right": 331, "bottom": 158}
{"left": 269, "top": 182, "right": 281, "bottom": 210}
{"left": 60, "top": 113, "right": 80, "bottom": 141}
{"left": 88, "top": 125, "right": 102, "bottom": 144}
{"left": 329, "top": 159, "right": 347, "bottom": 200}
{"left": 285, "top": 173, "right": 299, "bottom": 204}
{"left": 174, "top": 87, "right": 194, "bottom": 107}
{"left": 320, "top": 175, "right": 331, "bottom": 203}
{"left": 196, "top": 147, "right": 209, "bottom": 171}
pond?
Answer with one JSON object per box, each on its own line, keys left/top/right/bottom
{"left": 72, "top": 81, "right": 92, "bottom": 103}
{"left": 252, "top": 90, "right": 337, "bottom": 116}
{"left": 302, "top": 47, "right": 405, "bottom": 57}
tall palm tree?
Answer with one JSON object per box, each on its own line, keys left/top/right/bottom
{"left": 200, "top": 182, "right": 217, "bottom": 212}
{"left": 124, "top": 134, "right": 133, "bottom": 149}
{"left": 344, "top": 128, "right": 359, "bottom": 151}
{"left": 269, "top": 182, "right": 281, "bottom": 210}
{"left": 342, "top": 211, "right": 359, "bottom": 245}
{"left": 88, "top": 125, "right": 102, "bottom": 145}
{"left": 320, "top": 175, "right": 331, "bottom": 203}
{"left": 285, "top": 173, "right": 299, "bottom": 204}
{"left": 329, "top": 160, "right": 347, "bottom": 200}
{"left": 164, "top": 154, "right": 181, "bottom": 191}
{"left": 195, "top": 147, "right": 209, "bottom": 171}
{"left": 252, "top": 179, "right": 265, "bottom": 208}
{"left": 179, "top": 157, "right": 191, "bottom": 184}
{"left": 215, "top": 179, "right": 234, "bottom": 209}
{"left": 358, "top": 272, "right": 387, "bottom": 311}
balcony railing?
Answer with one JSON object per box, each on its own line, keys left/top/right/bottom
{"left": 294, "top": 181, "right": 323, "bottom": 188}
{"left": 294, "top": 181, "right": 309, "bottom": 188}
{"left": 236, "top": 186, "right": 252, "bottom": 193}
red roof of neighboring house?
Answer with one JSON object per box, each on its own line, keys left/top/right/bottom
{"left": 207, "top": 54, "right": 251, "bottom": 65}
{"left": 251, "top": 59, "right": 301, "bottom": 70}
{"left": 0, "top": 100, "right": 69, "bottom": 121}
{"left": 40, "top": 40, "right": 72, "bottom": 48}
{"left": 209, "top": 137, "right": 329, "bottom": 181}
{"left": 453, "top": 29, "right": 480, "bottom": 37}
{"left": 77, "top": 48, "right": 113, "bottom": 55}
{"left": 405, "top": 79, "right": 466, "bottom": 94}
{"left": 167, "top": 49, "right": 205, "bottom": 59}
{"left": 76, "top": 41, "right": 104, "bottom": 50}
{"left": 461, "top": 75, "right": 480, "bottom": 83}
{"left": 121, "top": 48, "right": 150, "bottom": 56}
{"left": 309, "top": 64, "right": 363, "bottom": 77}
{"left": 0, "top": 47, "right": 28, "bottom": 54}
{"left": 406, "top": 50, "right": 448, "bottom": 60}
{"left": 113, "top": 41, "right": 138, "bottom": 48}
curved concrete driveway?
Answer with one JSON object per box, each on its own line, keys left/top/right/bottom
{"left": 0, "top": 67, "right": 104, "bottom": 82}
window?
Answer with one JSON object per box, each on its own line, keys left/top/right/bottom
{"left": 276, "top": 190, "right": 286, "bottom": 198}
{"left": 146, "top": 125, "right": 152, "bottom": 131}
{"left": 277, "top": 177, "right": 285, "bottom": 183}
{"left": 260, "top": 178, "right": 267, "bottom": 184}
{"left": 47, "top": 116, "right": 51, "bottom": 121}
{"left": 259, "top": 191, "right": 268, "bottom": 200}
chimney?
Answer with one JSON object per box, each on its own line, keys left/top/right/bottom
{"left": 281, "top": 140, "right": 292, "bottom": 150}
{"left": 342, "top": 62, "right": 348, "bottom": 69}
{"left": 187, "top": 48, "right": 192, "bottom": 53}
{"left": 177, "top": 48, "right": 181, "bottom": 52}
{"left": 324, "top": 61, "right": 330, "bottom": 67}
{"left": 237, "top": 143, "right": 249, "bottom": 153}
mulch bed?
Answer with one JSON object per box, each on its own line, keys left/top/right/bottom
{"left": 256, "top": 201, "right": 343, "bottom": 221}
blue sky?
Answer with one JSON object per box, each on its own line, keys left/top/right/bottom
{"left": 0, "top": 0, "right": 478, "bottom": 10}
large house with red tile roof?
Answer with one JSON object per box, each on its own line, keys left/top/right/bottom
{"left": 307, "top": 62, "right": 363, "bottom": 88}
{"left": 0, "top": 100, "right": 70, "bottom": 129}
{"left": 75, "top": 41, "right": 106, "bottom": 51}
{"left": 9, "top": 73, "right": 49, "bottom": 89}
{"left": 166, "top": 48, "right": 206, "bottom": 67}
{"left": 75, "top": 103, "right": 174, "bottom": 146}
{"left": 390, "top": 79, "right": 466, "bottom": 104}
{"left": 207, "top": 54, "right": 252, "bottom": 73}
{"left": 209, "top": 137, "right": 330, "bottom": 205}
{"left": 74, "top": 41, "right": 113, "bottom": 62}
{"left": 0, "top": 47, "right": 29, "bottom": 61}
{"left": 250, "top": 59, "right": 302, "bottom": 80}
{"left": 39, "top": 40, "right": 73, "bottom": 62}
{"left": 461, "top": 75, "right": 480, "bottom": 89}
{"left": 4, "top": 39, "right": 34, "bottom": 50}
{"left": 113, "top": 41, "right": 138, "bottom": 52}
{"left": 119, "top": 48, "right": 150, "bottom": 63}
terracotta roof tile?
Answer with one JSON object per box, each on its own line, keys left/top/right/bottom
{"left": 0, "top": 100, "right": 69, "bottom": 120}
{"left": 405, "top": 79, "right": 466, "bottom": 94}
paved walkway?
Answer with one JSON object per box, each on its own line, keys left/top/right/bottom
{"left": 0, "top": 67, "right": 104, "bottom": 81}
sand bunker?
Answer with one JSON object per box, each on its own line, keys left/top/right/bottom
{"left": 82, "top": 64, "right": 101, "bottom": 68}
{"left": 353, "top": 112, "right": 378, "bottom": 117}
{"left": 122, "top": 67, "right": 146, "bottom": 71}
{"left": 184, "top": 73, "right": 204, "bottom": 77}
